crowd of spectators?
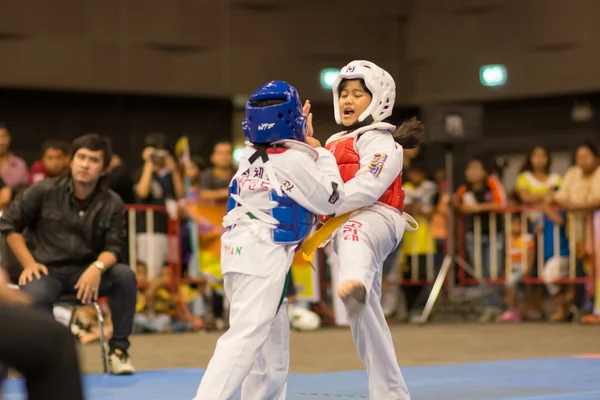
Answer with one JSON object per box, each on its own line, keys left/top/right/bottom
{"left": 384, "top": 142, "right": 600, "bottom": 324}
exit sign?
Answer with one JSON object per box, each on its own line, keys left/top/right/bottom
{"left": 480, "top": 64, "right": 507, "bottom": 87}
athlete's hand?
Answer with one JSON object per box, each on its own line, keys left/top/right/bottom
{"left": 302, "top": 100, "right": 314, "bottom": 138}
{"left": 305, "top": 136, "right": 321, "bottom": 148}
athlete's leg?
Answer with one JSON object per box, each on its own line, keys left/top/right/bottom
{"left": 241, "top": 297, "right": 290, "bottom": 400}
{"left": 335, "top": 210, "right": 411, "bottom": 400}
{"left": 193, "top": 266, "right": 288, "bottom": 400}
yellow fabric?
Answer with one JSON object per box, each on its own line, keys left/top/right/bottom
{"left": 151, "top": 287, "right": 175, "bottom": 314}
{"left": 198, "top": 250, "right": 223, "bottom": 290}
{"left": 179, "top": 284, "right": 200, "bottom": 303}
{"left": 402, "top": 182, "right": 435, "bottom": 257}
{"left": 135, "top": 290, "right": 146, "bottom": 313}
{"left": 185, "top": 203, "right": 227, "bottom": 291}
{"left": 301, "top": 213, "right": 352, "bottom": 268}
{"left": 515, "top": 172, "right": 562, "bottom": 196}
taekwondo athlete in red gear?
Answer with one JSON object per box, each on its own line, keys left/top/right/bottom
{"left": 324, "top": 60, "right": 423, "bottom": 400}
{"left": 193, "top": 81, "right": 345, "bottom": 400}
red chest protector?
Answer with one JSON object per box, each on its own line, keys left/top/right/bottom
{"left": 325, "top": 134, "right": 405, "bottom": 211}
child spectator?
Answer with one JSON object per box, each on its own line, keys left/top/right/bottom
{"left": 536, "top": 190, "right": 571, "bottom": 321}
{"left": 134, "top": 264, "right": 204, "bottom": 333}
{"left": 500, "top": 213, "right": 534, "bottom": 322}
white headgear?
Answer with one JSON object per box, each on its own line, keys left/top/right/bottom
{"left": 332, "top": 60, "right": 396, "bottom": 125}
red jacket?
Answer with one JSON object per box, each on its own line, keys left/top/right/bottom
{"left": 28, "top": 160, "right": 51, "bottom": 185}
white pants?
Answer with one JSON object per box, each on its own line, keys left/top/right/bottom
{"left": 194, "top": 227, "right": 292, "bottom": 400}
{"left": 334, "top": 208, "right": 411, "bottom": 400}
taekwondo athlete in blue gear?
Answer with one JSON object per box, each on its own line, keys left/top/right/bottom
{"left": 194, "top": 81, "right": 345, "bottom": 400}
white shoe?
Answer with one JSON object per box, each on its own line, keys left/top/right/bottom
{"left": 109, "top": 349, "right": 135, "bottom": 375}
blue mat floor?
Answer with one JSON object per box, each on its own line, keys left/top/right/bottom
{"left": 5, "top": 357, "right": 600, "bottom": 399}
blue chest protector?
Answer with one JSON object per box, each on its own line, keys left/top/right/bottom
{"left": 226, "top": 179, "right": 314, "bottom": 245}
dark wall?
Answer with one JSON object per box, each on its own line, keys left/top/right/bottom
{"left": 0, "top": 89, "right": 233, "bottom": 170}
{"left": 417, "top": 93, "right": 600, "bottom": 184}
{"left": 3, "top": 1, "right": 600, "bottom": 104}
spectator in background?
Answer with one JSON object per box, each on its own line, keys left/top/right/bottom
{"left": 514, "top": 145, "right": 561, "bottom": 320}
{"left": 198, "top": 141, "right": 234, "bottom": 204}
{"left": 500, "top": 213, "right": 534, "bottom": 323}
{"left": 536, "top": 189, "right": 570, "bottom": 321}
{"left": 197, "top": 141, "right": 234, "bottom": 329}
{"left": 0, "top": 133, "right": 137, "bottom": 375}
{"left": 455, "top": 157, "right": 506, "bottom": 322}
{"left": 401, "top": 162, "right": 437, "bottom": 322}
{"left": 180, "top": 155, "right": 207, "bottom": 277}
{"left": 105, "top": 145, "right": 135, "bottom": 205}
{"left": 133, "top": 132, "right": 185, "bottom": 278}
{"left": 381, "top": 140, "right": 422, "bottom": 319}
{"left": 184, "top": 155, "right": 207, "bottom": 201}
{"left": 515, "top": 146, "right": 561, "bottom": 206}
{"left": 0, "top": 177, "right": 11, "bottom": 210}
{"left": 0, "top": 183, "right": 29, "bottom": 284}
{"left": 0, "top": 122, "right": 28, "bottom": 187}
{"left": 551, "top": 141, "right": 600, "bottom": 314}
{"left": 434, "top": 168, "right": 447, "bottom": 193}
{"left": 431, "top": 168, "right": 449, "bottom": 267}
{"left": 28, "top": 140, "right": 71, "bottom": 184}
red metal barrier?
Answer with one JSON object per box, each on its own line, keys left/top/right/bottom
{"left": 124, "top": 204, "right": 181, "bottom": 291}
{"left": 457, "top": 205, "right": 595, "bottom": 287}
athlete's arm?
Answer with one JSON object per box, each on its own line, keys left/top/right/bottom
{"left": 276, "top": 149, "right": 345, "bottom": 216}
{"left": 333, "top": 131, "right": 402, "bottom": 216}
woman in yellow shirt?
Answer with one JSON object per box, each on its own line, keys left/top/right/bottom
{"left": 514, "top": 146, "right": 561, "bottom": 320}
{"left": 515, "top": 146, "right": 562, "bottom": 204}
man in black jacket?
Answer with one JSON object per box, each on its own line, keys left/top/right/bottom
{"left": 0, "top": 134, "right": 137, "bottom": 375}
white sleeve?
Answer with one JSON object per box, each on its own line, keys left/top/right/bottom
{"left": 334, "top": 130, "right": 402, "bottom": 216}
{"left": 274, "top": 148, "right": 345, "bottom": 216}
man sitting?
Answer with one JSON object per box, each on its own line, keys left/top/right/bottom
{"left": 0, "top": 133, "right": 137, "bottom": 375}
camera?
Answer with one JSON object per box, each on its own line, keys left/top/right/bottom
{"left": 150, "top": 150, "right": 169, "bottom": 160}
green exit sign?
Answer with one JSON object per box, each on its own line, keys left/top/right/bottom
{"left": 320, "top": 68, "right": 339, "bottom": 90}
{"left": 480, "top": 64, "right": 507, "bottom": 87}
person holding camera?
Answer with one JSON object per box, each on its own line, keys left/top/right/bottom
{"left": 133, "top": 133, "right": 185, "bottom": 279}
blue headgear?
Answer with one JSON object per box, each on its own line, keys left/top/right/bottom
{"left": 242, "top": 81, "right": 307, "bottom": 144}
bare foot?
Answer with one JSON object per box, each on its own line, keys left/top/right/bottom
{"left": 338, "top": 280, "right": 366, "bottom": 303}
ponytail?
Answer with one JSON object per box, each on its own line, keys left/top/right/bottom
{"left": 393, "top": 117, "right": 425, "bottom": 149}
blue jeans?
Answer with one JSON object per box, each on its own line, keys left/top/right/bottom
{"left": 465, "top": 232, "right": 505, "bottom": 309}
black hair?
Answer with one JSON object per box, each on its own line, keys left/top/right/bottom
{"left": 577, "top": 140, "right": 599, "bottom": 157}
{"left": 338, "top": 78, "right": 372, "bottom": 97}
{"left": 520, "top": 145, "right": 551, "bottom": 174}
{"left": 144, "top": 132, "right": 169, "bottom": 149}
{"left": 191, "top": 155, "right": 207, "bottom": 171}
{"left": 393, "top": 117, "right": 426, "bottom": 150}
{"left": 71, "top": 133, "right": 113, "bottom": 168}
{"left": 41, "top": 140, "right": 71, "bottom": 157}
